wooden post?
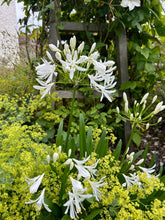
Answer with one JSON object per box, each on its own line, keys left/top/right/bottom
{"left": 116, "top": 26, "right": 132, "bottom": 149}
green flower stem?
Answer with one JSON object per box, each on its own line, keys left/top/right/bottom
{"left": 120, "top": 126, "right": 136, "bottom": 167}
{"left": 64, "top": 85, "right": 77, "bottom": 152}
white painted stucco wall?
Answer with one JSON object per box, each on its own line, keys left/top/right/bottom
{"left": 0, "top": 0, "right": 19, "bottom": 65}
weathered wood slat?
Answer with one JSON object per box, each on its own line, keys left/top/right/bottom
{"left": 54, "top": 90, "right": 100, "bottom": 99}
{"left": 59, "top": 22, "right": 108, "bottom": 32}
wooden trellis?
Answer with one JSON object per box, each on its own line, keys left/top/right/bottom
{"left": 48, "top": 18, "right": 131, "bottom": 147}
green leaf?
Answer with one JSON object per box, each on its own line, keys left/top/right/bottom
{"left": 57, "top": 24, "right": 64, "bottom": 30}
{"left": 56, "top": 120, "right": 64, "bottom": 147}
{"left": 68, "top": 137, "right": 76, "bottom": 158}
{"left": 145, "top": 63, "right": 155, "bottom": 72}
{"left": 155, "top": 20, "right": 165, "bottom": 36}
{"left": 79, "top": 114, "right": 87, "bottom": 158}
{"left": 61, "top": 215, "right": 71, "bottom": 220}
{"left": 132, "top": 132, "right": 141, "bottom": 147}
{"left": 149, "top": 152, "right": 156, "bottom": 168}
{"left": 44, "top": 198, "right": 61, "bottom": 218}
{"left": 84, "top": 209, "right": 102, "bottom": 220}
{"left": 112, "top": 139, "right": 122, "bottom": 160}
{"left": 141, "top": 143, "right": 150, "bottom": 166}
{"left": 120, "top": 81, "right": 138, "bottom": 90}
{"left": 141, "top": 48, "right": 150, "bottom": 59}
{"left": 132, "top": 150, "right": 144, "bottom": 163}
{"left": 86, "top": 126, "right": 93, "bottom": 155}
{"left": 59, "top": 166, "right": 70, "bottom": 205}
{"left": 95, "top": 129, "right": 108, "bottom": 157}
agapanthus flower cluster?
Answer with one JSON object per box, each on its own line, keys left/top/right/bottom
{"left": 33, "top": 35, "right": 116, "bottom": 102}
{"left": 116, "top": 92, "right": 165, "bottom": 131}
{"left": 122, "top": 155, "right": 159, "bottom": 189}
{"left": 25, "top": 147, "right": 107, "bottom": 219}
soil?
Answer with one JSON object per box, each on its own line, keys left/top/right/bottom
{"left": 140, "top": 122, "right": 165, "bottom": 174}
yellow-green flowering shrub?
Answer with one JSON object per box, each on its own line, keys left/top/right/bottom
{"left": 0, "top": 122, "right": 53, "bottom": 219}
{"left": 1, "top": 125, "right": 165, "bottom": 220}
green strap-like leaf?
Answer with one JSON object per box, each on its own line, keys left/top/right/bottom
{"left": 86, "top": 126, "right": 93, "bottom": 155}
{"left": 141, "top": 143, "right": 150, "bottom": 167}
{"left": 56, "top": 120, "right": 64, "bottom": 147}
{"left": 112, "top": 139, "right": 122, "bottom": 160}
{"left": 95, "top": 129, "right": 108, "bottom": 157}
{"left": 84, "top": 209, "right": 102, "bottom": 220}
{"left": 79, "top": 114, "right": 87, "bottom": 158}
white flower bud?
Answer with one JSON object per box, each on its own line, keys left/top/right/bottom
{"left": 136, "top": 158, "right": 144, "bottom": 166}
{"left": 136, "top": 103, "right": 139, "bottom": 107}
{"left": 58, "top": 146, "right": 62, "bottom": 154}
{"left": 78, "top": 41, "right": 84, "bottom": 54}
{"left": 124, "top": 101, "right": 129, "bottom": 113}
{"left": 140, "top": 93, "right": 149, "bottom": 104}
{"left": 152, "top": 95, "right": 157, "bottom": 104}
{"left": 129, "top": 165, "right": 134, "bottom": 170}
{"left": 130, "top": 113, "right": 133, "bottom": 120}
{"left": 146, "top": 123, "right": 150, "bottom": 130}
{"left": 46, "top": 155, "right": 50, "bottom": 164}
{"left": 126, "top": 147, "right": 129, "bottom": 154}
{"left": 123, "top": 92, "right": 128, "bottom": 103}
{"left": 130, "top": 152, "right": 135, "bottom": 157}
{"left": 64, "top": 44, "right": 71, "bottom": 55}
{"left": 68, "top": 149, "right": 72, "bottom": 157}
{"left": 46, "top": 51, "right": 54, "bottom": 63}
{"left": 157, "top": 117, "right": 162, "bottom": 123}
{"left": 142, "top": 103, "right": 146, "bottom": 111}
{"left": 49, "top": 44, "right": 61, "bottom": 52}
{"left": 154, "top": 101, "right": 163, "bottom": 114}
{"left": 64, "top": 159, "right": 74, "bottom": 170}
{"left": 161, "top": 105, "right": 165, "bottom": 111}
{"left": 70, "top": 36, "right": 76, "bottom": 51}
{"left": 90, "top": 42, "right": 96, "bottom": 53}
{"left": 134, "top": 100, "right": 137, "bottom": 105}
{"left": 116, "top": 106, "right": 120, "bottom": 114}
{"left": 53, "top": 153, "right": 59, "bottom": 163}
{"left": 55, "top": 52, "right": 61, "bottom": 61}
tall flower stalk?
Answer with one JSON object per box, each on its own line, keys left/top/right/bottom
{"left": 117, "top": 92, "right": 165, "bottom": 165}
{"left": 33, "top": 36, "right": 116, "bottom": 153}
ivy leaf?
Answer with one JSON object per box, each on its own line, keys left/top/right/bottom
{"left": 120, "top": 81, "right": 138, "bottom": 90}
{"left": 141, "top": 48, "right": 150, "bottom": 59}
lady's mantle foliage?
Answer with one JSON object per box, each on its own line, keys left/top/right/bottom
{"left": 33, "top": 36, "right": 116, "bottom": 102}
{"left": 0, "top": 125, "right": 165, "bottom": 219}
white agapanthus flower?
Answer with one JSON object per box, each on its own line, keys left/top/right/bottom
{"left": 84, "top": 159, "right": 100, "bottom": 178}
{"left": 35, "top": 58, "right": 58, "bottom": 84}
{"left": 86, "top": 51, "right": 100, "bottom": 68}
{"left": 89, "top": 177, "right": 107, "bottom": 201}
{"left": 33, "top": 79, "right": 54, "bottom": 99}
{"left": 121, "top": 0, "right": 141, "bottom": 11}
{"left": 64, "top": 177, "right": 92, "bottom": 219}
{"left": 122, "top": 173, "right": 142, "bottom": 188}
{"left": 25, "top": 188, "right": 51, "bottom": 212}
{"left": 73, "top": 156, "right": 91, "bottom": 179}
{"left": 139, "top": 164, "right": 159, "bottom": 178}
{"left": 25, "top": 173, "right": 45, "bottom": 194}
{"left": 88, "top": 74, "right": 116, "bottom": 102}
{"left": 60, "top": 50, "right": 87, "bottom": 79}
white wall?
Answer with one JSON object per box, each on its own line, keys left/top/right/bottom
{"left": 0, "top": 0, "right": 19, "bottom": 65}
